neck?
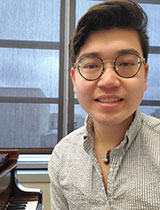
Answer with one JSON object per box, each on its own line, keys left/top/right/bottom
{"left": 93, "top": 115, "right": 134, "bottom": 149}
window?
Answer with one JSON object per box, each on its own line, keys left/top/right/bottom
{"left": 0, "top": 0, "right": 160, "bottom": 154}
{"left": 0, "top": 0, "right": 62, "bottom": 153}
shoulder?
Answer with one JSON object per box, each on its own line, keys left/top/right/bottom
{"left": 56, "top": 125, "right": 86, "bottom": 149}
{"left": 141, "top": 112, "right": 160, "bottom": 134}
{"left": 141, "top": 112, "right": 160, "bottom": 128}
{"left": 48, "top": 126, "right": 86, "bottom": 171}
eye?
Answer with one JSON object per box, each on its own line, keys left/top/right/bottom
{"left": 117, "top": 54, "right": 138, "bottom": 68}
{"left": 79, "top": 56, "right": 102, "bottom": 72}
{"left": 119, "top": 62, "right": 135, "bottom": 67}
{"left": 83, "top": 63, "right": 99, "bottom": 69}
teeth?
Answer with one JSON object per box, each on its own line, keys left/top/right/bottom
{"left": 98, "top": 98, "right": 121, "bottom": 103}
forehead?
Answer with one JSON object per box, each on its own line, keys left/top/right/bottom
{"left": 77, "top": 28, "right": 143, "bottom": 60}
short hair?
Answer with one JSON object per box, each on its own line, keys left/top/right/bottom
{"left": 69, "top": 0, "right": 149, "bottom": 63}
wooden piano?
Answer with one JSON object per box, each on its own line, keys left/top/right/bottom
{"left": 0, "top": 150, "right": 42, "bottom": 210}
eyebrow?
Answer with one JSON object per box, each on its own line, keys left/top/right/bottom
{"left": 78, "top": 52, "right": 100, "bottom": 60}
{"left": 118, "top": 49, "right": 140, "bottom": 55}
{"left": 78, "top": 49, "right": 141, "bottom": 60}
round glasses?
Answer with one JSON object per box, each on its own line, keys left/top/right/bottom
{"left": 74, "top": 53, "right": 145, "bottom": 81}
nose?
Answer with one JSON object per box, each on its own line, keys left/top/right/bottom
{"left": 97, "top": 62, "right": 121, "bottom": 88}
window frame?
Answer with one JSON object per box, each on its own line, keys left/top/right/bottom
{"left": 0, "top": 0, "right": 160, "bottom": 159}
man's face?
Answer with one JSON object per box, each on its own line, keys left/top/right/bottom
{"left": 71, "top": 28, "right": 148, "bottom": 127}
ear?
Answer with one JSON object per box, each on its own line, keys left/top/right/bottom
{"left": 70, "top": 67, "right": 77, "bottom": 93}
{"left": 144, "top": 63, "right": 149, "bottom": 91}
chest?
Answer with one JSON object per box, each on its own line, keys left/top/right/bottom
{"left": 61, "top": 153, "right": 160, "bottom": 210}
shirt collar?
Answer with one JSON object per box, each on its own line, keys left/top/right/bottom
{"left": 83, "top": 109, "right": 143, "bottom": 153}
{"left": 83, "top": 116, "right": 94, "bottom": 154}
{"left": 124, "top": 109, "right": 143, "bottom": 151}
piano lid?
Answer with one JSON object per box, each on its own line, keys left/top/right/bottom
{"left": 0, "top": 153, "right": 8, "bottom": 171}
{"left": 0, "top": 150, "right": 42, "bottom": 210}
{"left": 0, "top": 153, "right": 8, "bottom": 164}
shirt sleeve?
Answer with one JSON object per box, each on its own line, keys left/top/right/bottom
{"left": 48, "top": 149, "right": 69, "bottom": 210}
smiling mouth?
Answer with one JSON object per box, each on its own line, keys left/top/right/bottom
{"left": 96, "top": 98, "right": 123, "bottom": 103}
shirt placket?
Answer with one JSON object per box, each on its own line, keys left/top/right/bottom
{"left": 106, "top": 148, "right": 124, "bottom": 209}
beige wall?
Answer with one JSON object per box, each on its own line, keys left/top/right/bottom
{"left": 20, "top": 182, "right": 50, "bottom": 210}
{"left": 18, "top": 172, "right": 50, "bottom": 210}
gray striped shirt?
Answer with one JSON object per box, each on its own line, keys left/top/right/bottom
{"left": 48, "top": 110, "right": 160, "bottom": 210}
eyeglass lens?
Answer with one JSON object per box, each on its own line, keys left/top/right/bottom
{"left": 78, "top": 53, "right": 141, "bottom": 80}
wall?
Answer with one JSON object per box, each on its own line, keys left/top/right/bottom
{"left": 18, "top": 172, "right": 50, "bottom": 210}
{"left": 21, "top": 182, "right": 50, "bottom": 210}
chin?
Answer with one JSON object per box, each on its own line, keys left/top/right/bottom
{"left": 92, "top": 112, "right": 134, "bottom": 127}
{"left": 92, "top": 115, "right": 120, "bottom": 126}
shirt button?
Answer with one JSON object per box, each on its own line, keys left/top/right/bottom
{"left": 105, "top": 203, "right": 109, "bottom": 209}
{"left": 110, "top": 167, "right": 113, "bottom": 172}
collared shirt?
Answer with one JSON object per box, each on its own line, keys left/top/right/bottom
{"left": 48, "top": 110, "right": 160, "bottom": 210}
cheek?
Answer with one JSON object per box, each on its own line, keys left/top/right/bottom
{"left": 127, "top": 78, "right": 146, "bottom": 102}
{"left": 75, "top": 82, "right": 91, "bottom": 98}
{"left": 74, "top": 77, "right": 95, "bottom": 102}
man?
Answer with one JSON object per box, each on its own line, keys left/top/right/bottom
{"left": 48, "top": 0, "right": 160, "bottom": 209}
